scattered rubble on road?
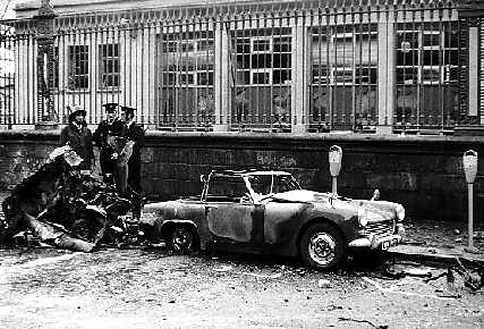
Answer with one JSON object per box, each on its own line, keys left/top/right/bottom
{"left": 364, "top": 258, "right": 484, "bottom": 302}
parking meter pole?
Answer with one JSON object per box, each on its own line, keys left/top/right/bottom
{"left": 468, "top": 183, "right": 474, "bottom": 249}
{"left": 329, "top": 145, "right": 342, "bottom": 196}
{"left": 462, "top": 150, "right": 478, "bottom": 254}
{"left": 332, "top": 177, "right": 337, "bottom": 195}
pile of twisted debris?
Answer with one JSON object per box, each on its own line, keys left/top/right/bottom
{"left": 0, "top": 146, "right": 141, "bottom": 252}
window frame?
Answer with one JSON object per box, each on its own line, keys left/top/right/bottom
{"left": 98, "top": 43, "right": 120, "bottom": 90}
{"left": 67, "top": 44, "right": 89, "bottom": 90}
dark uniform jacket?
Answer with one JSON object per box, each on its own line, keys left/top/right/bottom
{"left": 125, "top": 122, "right": 145, "bottom": 163}
{"left": 93, "top": 119, "right": 126, "bottom": 171}
{"left": 125, "top": 122, "right": 145, "bottom": 192}
{"left": 59, "top": 123, "right": 94, "bottom": 170}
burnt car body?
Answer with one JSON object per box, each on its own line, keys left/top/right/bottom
{"left": 141, "top": 170, "right": 405, "bottom": 269}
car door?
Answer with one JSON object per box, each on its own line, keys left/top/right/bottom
{"left": 204, "top": 175, "right": 262, "bottom": 245}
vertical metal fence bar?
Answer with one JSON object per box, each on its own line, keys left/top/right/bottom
{"left": 128, "top": 20, "right": 133, "bottom": 121}
{"left": 32, "top": 28, "right": 37, "bottom": 124}
{"left": 61, "top": 26, "right": 66, "bottom": 122}
{"left": 14, "top": 29, "right": 20, "bottom": 127}
{"left": 367, "top": 3, "right": 373, "bottom": 128}
{"left": 351, "top": 7, "right": 356, "bottom": 131}
{"left": 174, "top": 13, "right": 179, "bottom": 128}
{"left": 140, "top": 17, "right": 145, "bottom": 120}
{"left": 134, "top": 15, "right": 139, "bottom": 119}
{"left": 96, "top": 21, "right": 101, "bottom": 114}
{"left": 417, "top": 6, "right": 423, "bottom": 130}
{"left": 12, "top": 29, "right": 16, "bottom": 127}
{"left": 269, "top": 9, "right": 274, "bottom": 131}
{"left": 410, "top": 3, "right": 417, "bottom": 128}
{"left": 343, "top": 6, "right": 348, "bottom": 129}
{"left": 156, "top": 18, "right": 162, "bottom": 128}
{"left": 87, "top": 19, "right": 92, "bottom": 124}
{"left": 146, "top": 15, "right": 151, "bottom": 125}
{"left": 82, "top": 22, "right": 87, "bottom": 114}
{"left": 183, "top": 12, "right": 187, "bottom": 127}
{"left": 438, "top": 8, "right": 444, "bottom": 131}
{"left": 115, "top": 16, "right": 120, "bottom": 120}
{"left": 332, "top": 6, "right": 337, "bottom": 129}
{"left": 25, "top": 30, "right": 30, "bottom": 124}
{"left": 122, "top": 18, "right": 127, "bottom": 110}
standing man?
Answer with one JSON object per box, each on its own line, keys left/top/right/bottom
{"left": 120, "top": 106, "right": 145, "bottom": 218}
{"left": 59, "top": 105, "right": 94, "bottom": 170}
{"left": 119, "top": 106, "right": 145, "bottom": 193}
{"left": 93, "top": 103, "right": 119, "bottom": 183}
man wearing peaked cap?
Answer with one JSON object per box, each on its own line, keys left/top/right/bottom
{"left": 103, "top": 102, "right": 118, "bottom": 113}
{"left": 119, "top": 105, "right": 145, "bottom": 219}
{"left": 93, "top": 103, "right": 123, "bottom": 184}
{"left": 59, "top": 105, "right": 94, "bottom": 170}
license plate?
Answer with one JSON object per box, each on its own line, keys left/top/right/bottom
{"left": 380, "top": 236, "right": 399, "bottom": 250}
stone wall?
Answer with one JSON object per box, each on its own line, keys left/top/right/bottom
{"left": 1, "top": 130, "right": 483, "bottom": 222}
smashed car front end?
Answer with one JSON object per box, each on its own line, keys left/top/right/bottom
{"left": 348, "top": 200, "right": 405, "bottom": 251}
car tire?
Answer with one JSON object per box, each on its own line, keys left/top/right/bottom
{"left": 299, "top": 222, "right": 345, "bottom": 270}
{"left": 168, "top": 226, "right": 199, "bottom": 254}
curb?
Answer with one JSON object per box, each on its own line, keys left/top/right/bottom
{"left": 388, "top": 245, "right": 484, "bottom": 267}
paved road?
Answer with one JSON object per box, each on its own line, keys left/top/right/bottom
{"left": 0, "top": 247, "right": 482, "bottom": 329}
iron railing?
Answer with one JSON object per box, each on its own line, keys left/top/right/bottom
{"left": 0, "top": 0, "right": 481, "bottom": 134}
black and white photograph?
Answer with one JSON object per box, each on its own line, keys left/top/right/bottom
{"left": 0, "top": 0, "right": 483, "bottom": 328}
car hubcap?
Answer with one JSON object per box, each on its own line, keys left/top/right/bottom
{"left": 172, "top": 228, "right": 193, "bottom": 252}
{"left": 308, "top": 232, "right": 336, "bottom": 266}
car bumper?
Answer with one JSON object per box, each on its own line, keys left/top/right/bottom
{"left": 348, "top": 224, "right": 405, "bottom": 250}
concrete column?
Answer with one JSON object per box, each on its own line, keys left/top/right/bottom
{"left": 213, "top": 20, "right": 229, "bottom": 131}
{"left": 376, "top": 13, "right": 395, "bottom": 135}
{"left": 468, "top": 25, "right": 479, "bottom": 117}
{"left": 292, "top": 23, "right": 307, "bottom": 134}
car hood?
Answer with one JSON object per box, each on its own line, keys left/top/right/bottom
{"left": 265, "top": 189, "right": 400, "bottom": 221}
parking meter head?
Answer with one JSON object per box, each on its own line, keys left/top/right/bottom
{"left": 463, "top": 150, "right": 478, "bottom": 184}
{"left": 329, "top": 145, "right": 343, "bottom": 177}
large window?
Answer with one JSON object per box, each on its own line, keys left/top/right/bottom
{"left": 68, "top": 45, "right": 89, "bottom": 89}
{"left": 157, "top": 31, "right": 215, "bottom": 128}
{"left": 231, "top": 28, "right": 292, "bottom": 131}
{"left": 310, "top": 24, "right": 378, "bottom": 131}
{"left": 395, "top": 22, "right": 463, "bottom": 130}
{"left": 99, "top": 44, "right": 120, "bottom": 88}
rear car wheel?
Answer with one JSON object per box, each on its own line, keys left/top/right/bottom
{"left": 169, "top": 226, "right": 199, "bottom": 253}
{"left": 299, "top": 222, "right": 345, "bottom": 270}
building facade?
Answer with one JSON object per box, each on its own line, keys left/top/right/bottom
{"left": 0, "top": 0, "right": 482, "bottom": 135}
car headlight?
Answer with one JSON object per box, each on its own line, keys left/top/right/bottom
{"left": 395, "top": 204, "right": 405, "bottom": 222}
{"left": 357, "top": 207, "right": 368, "bottom": 227}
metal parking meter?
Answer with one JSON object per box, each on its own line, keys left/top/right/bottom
{"left": 463, "top": 150, "right": 478, "bottom": 253}
{"left": 329, "top": 145, "right": 343, "bottom": 195}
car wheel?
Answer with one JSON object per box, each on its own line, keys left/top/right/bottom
{"left": 299, "top": 222, "right": 345, "bottom": 270}
{"left": 169, "top": 226, "right": 198, "bottom": 254}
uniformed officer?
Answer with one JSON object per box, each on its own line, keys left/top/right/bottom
{"left": 119, "top": 106, "right": 145, "bottom": 194}
{"left": 93, "top": 103, "right": 119, "bottom": 183}
{"left": 119, "top": 106, "right": 145, "bottom": 218}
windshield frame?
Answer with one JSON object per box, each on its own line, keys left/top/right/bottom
{"left": 244, "top": 173, "right": 301, "bottom": 201}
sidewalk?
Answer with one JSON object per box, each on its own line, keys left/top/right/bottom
{"left": 388, "top": 218, "right": 484, "bottom": 266}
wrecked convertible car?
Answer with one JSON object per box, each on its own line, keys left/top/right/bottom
{"left": 141, "top": 170, "right": 406, "bottom": 269}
